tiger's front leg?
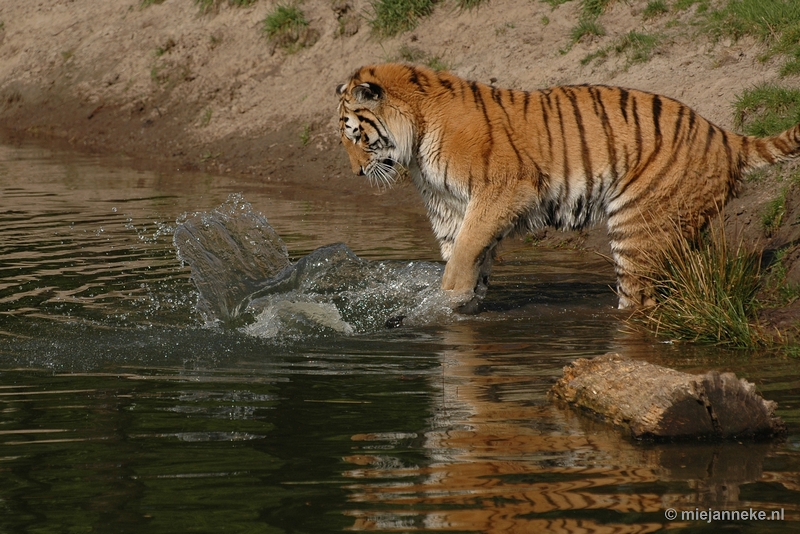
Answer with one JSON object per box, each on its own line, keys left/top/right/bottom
{"left": 440, "top": 196, "right": 513, "bottom": 312}
{"left": 442, "top": 240, "right": 496, "bottom": 313}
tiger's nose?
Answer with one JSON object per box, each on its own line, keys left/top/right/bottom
{"left": 348, "top": 160, "right": 363, "bottom": 175}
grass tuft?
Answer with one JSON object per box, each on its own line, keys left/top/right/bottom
{"left": 263, "top": 4, "right": 307, "bottom": 37}
{"left": 200, "top": 107, "right": 213, "bottom": 127}
{"left": 397, "top": 44, "right": 427, "bottom": 63}
{"left": 581, "top": 31, "right": 660, "bottom": 67}
{"left": 571, "top": 18, "right": 605, "bottom": 43}
{"left": 581, "top": 0, "right": 612, "bottom": 19}
{"left": 580, "top": 48, "right": 609, "bottom": 65}
{"left": 369, "top": 0, "right": 438, "bottom": 37}
{"left": 195, "top": 0, "right": 215, "bottom": 12}
{"left": 761, "top": 190, "right": 787, "bottom": 237}
{"left": 263, "top": 4, "right": 312, "bottom": 53}
{"left": 425, "top": 55, "right": 450, "bottom": 71}
{"left": 733, "top": 83, "right": 800, "bottom": 136}
{"left": 396, "top": 45, "right": 451, "bottom": 71}
{"left": 614, "top": 31, "right": 660, "bottom": 64}
{"left": 763, "top": 246, "right": 800, "bottom": 305}
{"left": 643, "top": 0, "right": 668, "bottom": 19}
{"left": 568, "top": 0, "right": 613, "bottom": 45}
{"left": 631, "top": 222, "right": 765, "bottom": 347}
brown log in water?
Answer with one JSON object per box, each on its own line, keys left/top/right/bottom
{"left": 550, "top": 353, "right": 786, "bottom": 440}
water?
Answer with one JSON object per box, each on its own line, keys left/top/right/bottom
{"left": 0, "top": 141, "right": 798, "bottom": 533}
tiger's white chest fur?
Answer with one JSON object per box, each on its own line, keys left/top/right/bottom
{"left": 410, "top": 135, "right": 470, "bottom": 261}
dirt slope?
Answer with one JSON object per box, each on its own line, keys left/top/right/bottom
{"left": 1, "top": 0, "right": 799, "bottom": 332}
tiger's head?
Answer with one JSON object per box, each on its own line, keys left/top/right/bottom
{"left": 336, "top": 65, "right": 416, "bottom": 188}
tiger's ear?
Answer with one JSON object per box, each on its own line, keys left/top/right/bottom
{"left": 351, "top": 82, "right": 383, "bottom": 105}
{"left": 335, "top": 83, "right": 346, "bottom": 96}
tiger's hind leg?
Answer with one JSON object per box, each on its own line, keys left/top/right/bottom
{"left": 608, "top": 221, "right": 659, "bottom": 309}
{"left": 614, "top": 261, "right": 656, "bottom": 309}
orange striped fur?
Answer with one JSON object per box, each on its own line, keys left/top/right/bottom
{"left": 336, "top": 63, "right": 800, "bottom": 309}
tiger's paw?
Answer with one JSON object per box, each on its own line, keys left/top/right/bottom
{"left": 445, "top": 289, "right": 483, "bottom": 315}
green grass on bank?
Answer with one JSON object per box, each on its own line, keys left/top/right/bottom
{"left": 734, "top": 83, "right": 800, "bottom": 137}
{"left": 615, "top": 31, "right": 659, "bottom": 64}
{"left": 707, "top": 0, "right": 800, "bottom": 76}
{"left": 139, "top": 0, "right": 800, "bottom": 79}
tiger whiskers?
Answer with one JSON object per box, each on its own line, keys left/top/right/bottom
{"left": 365, "top": 158, "right": 403, "bottom": 189}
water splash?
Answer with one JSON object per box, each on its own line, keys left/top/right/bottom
{"left": 174, "top": 194, "right": 452, "bottom": 337}
{"left": 174, "top": 194, "right": 291, "bottom": 325}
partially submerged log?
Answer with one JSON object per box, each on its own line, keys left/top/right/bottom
{"left": 550, "top": 353, "right": 786, "bottom": 440}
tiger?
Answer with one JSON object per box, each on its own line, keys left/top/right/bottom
{"left": 335, "top": 63, "right": 800, "bottom": 310}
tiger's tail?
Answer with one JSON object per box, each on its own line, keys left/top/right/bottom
{"left": 742, "top": 122, "right": 800, "bottom": 172}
